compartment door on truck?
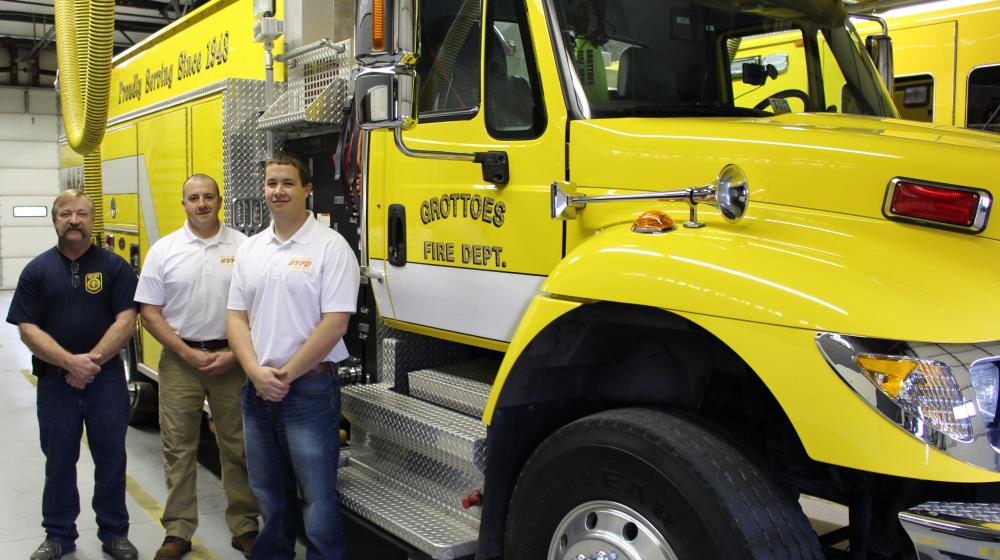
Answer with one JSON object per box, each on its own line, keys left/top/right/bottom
{"left": 369, "top": 0, "right": 565, "bottom": 346}
{"left": 888, "top": 22, "right": 956, "bottom": 125}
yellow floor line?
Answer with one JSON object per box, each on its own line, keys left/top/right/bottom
{"left": 20, "top": 370, "right": 220, "bottom": 560}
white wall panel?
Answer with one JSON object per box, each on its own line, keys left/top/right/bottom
{"left": 0, "top": 141, "right": 57, "bottom": 169}
{"left": 0, "top": 88, "right": 59, "bottom": 288}
{"left": 0, "top": 169, "right": 59, "bottom": 195}
{"left": 3, "top": 256, "right": 36, "bottom": 289}
{"left": 1, "top": 195, "right": 57, "bottom": 229}
{"left": 1, "top": 226, "right": 54, "bottom": 258}
{"left": 0, "top": 114, "right": 58, "bottom": 142}
{"left": 0, "top": 87, "right": 57, "bottom": 115}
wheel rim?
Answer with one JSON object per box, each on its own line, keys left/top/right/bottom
{"left": 548, "top": 500, "right": 678, "bottom": 560}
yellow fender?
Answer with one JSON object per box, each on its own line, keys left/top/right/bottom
{"left": 488, "top": 203, "right": 1000, "bottom": 481}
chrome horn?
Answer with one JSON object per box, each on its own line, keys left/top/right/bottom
{"left": 551, "top": 164, "right": 749, "bottom": 228}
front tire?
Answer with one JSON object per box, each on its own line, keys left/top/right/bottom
{"left": 505, "top": 408, "right": 822, "bottom": 560}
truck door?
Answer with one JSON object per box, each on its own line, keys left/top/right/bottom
{"left": 369, "top": 0, "right": 565, "bottom": 346}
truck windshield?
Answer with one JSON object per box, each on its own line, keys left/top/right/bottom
{"left": 551, "top": 0, "right": 898, "bottom": 119}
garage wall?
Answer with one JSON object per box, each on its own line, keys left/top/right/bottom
{"left": 0, "top": 87, "right": 59, "bottom": 289}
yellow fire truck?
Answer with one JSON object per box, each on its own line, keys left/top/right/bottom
{"left": 58, "top": 0, "right": 1000, "bottom": 558}
{"left": 867, "top": 0, "right": 1000, "bottom": 133}
{"left": 733, "top": 0, "right": 1000, "bottom": 133}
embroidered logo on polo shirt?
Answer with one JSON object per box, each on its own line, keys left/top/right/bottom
{"left": 220, "top": 256, "right": 235, "bottom": 266}
{"left": 288, "top": 257, "right": 313, "bottom": 270}
{"left": 85, "top": 272, "right": 103, "bottom": 294}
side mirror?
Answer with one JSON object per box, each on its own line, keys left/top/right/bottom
{"left": 865, "top": 34, "right": 894, "bottom": 97}
{"left": 356, "top": 0, "right": 418, "bottom": 64}
{"left": 354, "top": 65, "right": 418, "bottom": 130}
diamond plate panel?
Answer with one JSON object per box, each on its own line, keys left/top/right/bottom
{"left": 342, "top": 383, "right": 487, "bottom": 470}
{"left": 409, "top": 359, "right": 498, "bottom": 418}
{"left": 378, "top": 334, "right": 473, "bottom": 390}
{"left": 908, "top": 502, "right": 1000, "bottom": 524}
{"left": 258, "top": 39, "right": 352, "bottom": 131}
{"left": 222, "top": 79, "right": 281, "bottom": 236}
{"left": 338, "top": 466, "right": 479, "bottom": 559}
{"left": 349, "top": 430, "right": 482, "bottom": 523}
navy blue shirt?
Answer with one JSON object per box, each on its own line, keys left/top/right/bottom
{"left": 6, "top": 245, "right": 138, "bottom": 375}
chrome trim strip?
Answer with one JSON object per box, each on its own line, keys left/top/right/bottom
{"left": 104, "top": 226, "right": 139, "bottom": 234}
{"left": 883, "top": 176, "right": 993, "bottom": 233}
{"left": 816, "top": 332, "right": 1000, "bottom": 472}
{"left": 137, "top": 154, "right": 161, "bottom": 246}
{"left": 393, "top": 128, "right": 476, "bottom": 162}
{"left": 137, "top": 363, "right": 160, "bottom": 381}
{"left": 360, "top": 130, "right": 370, "bottom": 271}
{"left": 542, "top": 0, "right": 587, "bottom": 120}
{"left": 107, "top": 80, "right": 230, "bottom": 127}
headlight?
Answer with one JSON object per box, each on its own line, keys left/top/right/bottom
{"left": 971, "top": 360, "right": 1000, "bottom": 424}
{"left": 817, "top": 333, "right": 1000, "bottom": 470}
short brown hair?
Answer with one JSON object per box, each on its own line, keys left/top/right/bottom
{"left": 183, "top": 173, "right": 221, "bottom": 197}
{"left": 51, "top": 189, "right": 95, "bottom": 221}
{"left": 265, "top": 153, "right": 312, "bottom": 186}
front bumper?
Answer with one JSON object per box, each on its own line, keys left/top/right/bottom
{"left": 900, "top": 502, "right": 1000, "bottom": 559}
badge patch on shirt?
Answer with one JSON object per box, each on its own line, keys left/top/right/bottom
{"left": 288, "top": 257, "right": 313, "bottom": 270}
{"left": 85, "top": 272, "right": 103, "bottom": 294}
{"left": 220, "top": 256, "right": 235, "bottom": 266}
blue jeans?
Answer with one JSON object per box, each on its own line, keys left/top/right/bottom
{"left": 36, "top": 364, "right": 129, "bottom": 548}
{"left": 242, "top": 373, "right": 345, "bottom": 560}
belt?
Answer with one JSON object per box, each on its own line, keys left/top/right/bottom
{"left": 181, "top": 338, "right": 229, "bottom": 351}
{"left": 299, "top": 362, "right": 335, "bottom": 379}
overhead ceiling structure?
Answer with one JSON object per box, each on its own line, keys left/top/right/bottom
{"left": 0, "top": 0, "right": 211, "bottom": 87}
{"left": 0, "top": 0, "right": 210, "bottom": 54}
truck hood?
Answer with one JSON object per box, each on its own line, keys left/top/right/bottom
{"left": 569, "top": 113, "right": 1000, "bottom": 240}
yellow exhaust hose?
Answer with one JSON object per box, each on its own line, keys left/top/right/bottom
{"left": 55, "top": 0, "right": 114, "bottom": 155}
{"left": 55, "top": 0, "right": 114, "bottom": 244}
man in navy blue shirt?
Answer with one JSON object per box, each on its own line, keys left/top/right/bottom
{"left": 7, "top": 189, "right": 139, "bottom": 560}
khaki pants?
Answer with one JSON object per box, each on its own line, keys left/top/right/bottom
{"left": 158, "top": 347, "right": 259, "bottom": 540}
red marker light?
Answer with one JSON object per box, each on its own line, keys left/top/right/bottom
{"left": 885, "top": 179, "right": 991, "bottom": 232}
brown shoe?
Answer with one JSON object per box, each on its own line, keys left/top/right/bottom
{"left": 231, "top": 530, "right": 258, "bottom": 558}
{"left": 154, "top": 536, "right": 191, "bottom": 560}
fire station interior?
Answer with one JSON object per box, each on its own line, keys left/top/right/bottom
{"left": 1, "top": 0, "right": 999, "bottom": 558}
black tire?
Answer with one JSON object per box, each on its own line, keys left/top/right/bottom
{"left": 505, "top": 408, "right": 822, "bottom": 560}
{"left": 123, "top": 340, "right": 157, "bottom": 426}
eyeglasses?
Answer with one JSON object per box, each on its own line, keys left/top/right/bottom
{"left": 71, "top": 262, "right": 79, "bottom": 289}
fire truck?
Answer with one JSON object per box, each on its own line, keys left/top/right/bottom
{"left": 57, "top": 0, "right": 1000, "bottom": 558}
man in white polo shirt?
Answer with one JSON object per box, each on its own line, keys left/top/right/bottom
{"left": 134, "top": 174, "right": 260, "bottom": 560}
{"left": 227, "top": 154, "right": 359, "bottom": 560}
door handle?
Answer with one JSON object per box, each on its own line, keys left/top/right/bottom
{"left": 387, "top": 204, "right": 406, "bottom": 267}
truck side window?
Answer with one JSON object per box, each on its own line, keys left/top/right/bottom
{"left": 486, "top": 0, "right": 546, "bottom": 138}
{"left": 730, "top": 29, "right": 810, "bottom": 112}
{"left": 967, "top": 65, "right": 1000, "bottom": 134}
{"left": 891, "top": 74, "right": 934, "bottom": 122}
{"left": 417, "top": 0, "right": 482, "bottom": 117}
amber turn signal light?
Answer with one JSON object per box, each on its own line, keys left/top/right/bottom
{"left": 632, "top": 211, "right": 675, "bottom": 234}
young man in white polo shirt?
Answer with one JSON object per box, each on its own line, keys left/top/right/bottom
{"left": 227, "top": 154, "right": 360, "bottom": 559}
{"left": 134, "top": 174, "right": 260, "bottom": 560}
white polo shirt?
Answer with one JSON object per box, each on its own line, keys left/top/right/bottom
{"left": 135, "top": 222, "right": 247, "bottom": 341}
{"left": 227, "top": 213, "right": 360, "bottom": 367}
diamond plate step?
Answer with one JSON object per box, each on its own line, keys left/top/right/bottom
{"left": 409, "top": 358, "right": 497, "bottom": 418}
{"left": 338, "top": 463, "right": 479, "bottom": 560}
{"left": 342, "top": 383, "right": 487, "bottom": 470}
{"left": 347, "top": 439, "right": 482, "bottom": 523}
